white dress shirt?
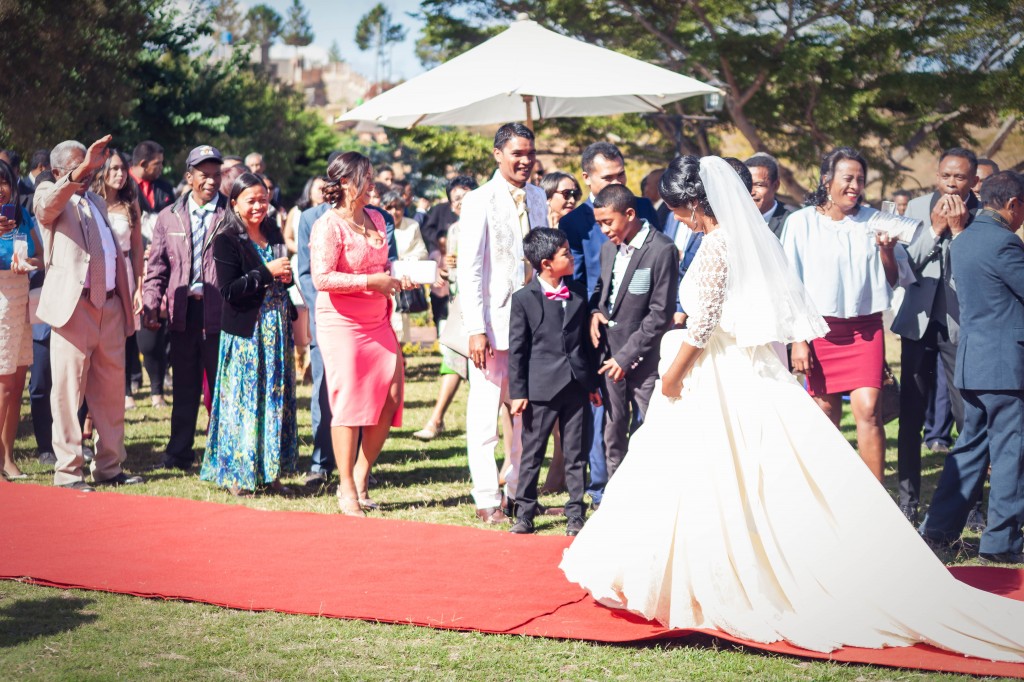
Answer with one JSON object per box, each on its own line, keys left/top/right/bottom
{"left": 760, "top": 199, "right": 778, "bottom": 223}
{"left": 609, "top": 223, "right": 650, "bottom": 312}
{"left": 538, "top": 276, "right": 567, "bottom": 309}
{"left": 71, "top": 194, "right": 117, "bottom": 291}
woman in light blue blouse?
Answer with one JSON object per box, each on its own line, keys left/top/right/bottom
{"left": 0, "top": 159, "right": 41, "bottom": 481}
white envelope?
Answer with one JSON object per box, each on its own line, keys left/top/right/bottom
{"left": 391, "top": 259, "right": 437, "bottom": 284}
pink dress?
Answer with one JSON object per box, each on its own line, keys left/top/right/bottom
{"left": 310, "top": 208, "right": 402, "bottom": 427}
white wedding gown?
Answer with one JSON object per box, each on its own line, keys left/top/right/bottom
{"left": 560, "top": 229, "right": 1024, "bottom": 661}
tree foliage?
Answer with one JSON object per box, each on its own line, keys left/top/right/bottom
{"left": 245, "top": 3, "right": 284, "bottom": 67}
{"left": 0, "top": 0, "right": 337, "bottom": 200}
{"left": 416, "top": 0, "right": 1024, "bottom": 193}
{"left": 356, "top": 3, "right": 409, "bottom": 87}
{"left": 282, "top": 0, "right": 314, "bottom": 49}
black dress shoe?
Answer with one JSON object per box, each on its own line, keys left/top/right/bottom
{"left": 966, "top": 506, "right": 987, "bottom": 533}
{"left": 566, "top": 515, "right": 586, "bottom": 536}
{"left": 926, "top": 440, "right": 951, "bottom": 454}
{"left": 37, "top": 451, "right": 57, "bottom": 467}
{"left": 898, "top": 504, "right": 919, "bottom": 526}
{"left": 979, "top": 551, "right": 1024, "bottom": 565}
{"left": 94, "top": 472, "right": 145, "bottom": 486}
{"left": 509, "top": 518, "right": 535, "bottom": 534}
{"left": 59, "top": 481, "right": 95, "bottom": 492}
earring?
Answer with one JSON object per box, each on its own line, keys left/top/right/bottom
{"left": 827, "top": 193, "right": 833, "bottom": 203}
{"left": 690, "top": 206, "right": 697, "bottom": 224}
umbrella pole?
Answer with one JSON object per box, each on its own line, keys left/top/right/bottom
{"left": 522, "top": 95, "right": 534, "bottom": 131}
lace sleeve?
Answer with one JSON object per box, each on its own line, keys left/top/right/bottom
{"left": 684, "top": 233, "right": 728, "bottom": 348}
{"left": 310, "top": 215, "right": 368, "bottom": 293}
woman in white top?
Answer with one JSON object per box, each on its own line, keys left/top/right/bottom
{"left": 782, "top": 147, "right": 912, "bottom": 481}
{"left": 384, "top": 189, "right": 428, "bottom": 344}
{"left": 92, "top": 150, "right": 143, "bottom": 409}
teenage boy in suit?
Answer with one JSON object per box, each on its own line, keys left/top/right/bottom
{"left": 590, "top": 184, "right": 679, "bottom": 484}
{"left": 508, "top": 228, "right": 601, "bottom": 536}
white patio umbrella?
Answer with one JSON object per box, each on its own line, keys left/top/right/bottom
{"left": 339, "top": 15, "right": 721, "bottom": 129}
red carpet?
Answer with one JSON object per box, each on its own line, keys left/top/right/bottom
{"left": 3, "top": 484, "right": 1024, "bottom": 678}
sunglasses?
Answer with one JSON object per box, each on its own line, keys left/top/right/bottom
{"left": 555, "top": 189, "right": 581, "bottom": 201}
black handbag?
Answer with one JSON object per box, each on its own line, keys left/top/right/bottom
{"left": 396, "top": 285, "right": 429, "bottom": 314}
{"left": 881, "top": 362, "right": 900, "bottom": 424}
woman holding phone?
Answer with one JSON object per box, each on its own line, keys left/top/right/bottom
{"left": 0, "top": 159, "right": 42, "bottom": 480}
{"left": 199, "top": 173, "right": 297, "bottom": 496}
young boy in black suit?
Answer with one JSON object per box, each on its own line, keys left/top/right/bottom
{"left": 590, "top": 184, "right": 679, "bottom": 484}
{"left": 508, "top": 228, "right": 602, "bottom": 536}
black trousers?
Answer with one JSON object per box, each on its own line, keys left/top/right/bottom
{"left": 516, "top": 380, "right": 591, "bottom": 520}
{"left": 164, "top": 299, "right": 220, "bottom": 466}
{"left": 897, "top": 320, "right": 964, "bottom": 509}
{"left": 137, "top": 320, "right": 168, "bottom": 396}
{"left": 124, "top": 332, "right": 143, "bottom": 395}
{"left": 602, "top": 365, "right": 657, "bottom": 483}
{"left": 29, "top": 335, "right": 52, "bottom": 455}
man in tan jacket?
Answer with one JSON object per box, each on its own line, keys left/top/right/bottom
{"left": 34, "top": 135, "right": 142, "bottom": 491}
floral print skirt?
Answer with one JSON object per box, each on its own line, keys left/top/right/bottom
{"left": 201, "top": 284, "right": 297, "bottom": 491}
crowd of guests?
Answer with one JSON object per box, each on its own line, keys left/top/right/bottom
{"left": 0, "top": 129, "right": 1022, "bottom": 560}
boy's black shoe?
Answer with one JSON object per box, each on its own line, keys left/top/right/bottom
{"left": 510, "top": 518, "right": 535, "bottom": 534}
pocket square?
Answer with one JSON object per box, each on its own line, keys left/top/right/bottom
{"left": 627, "top": 268, "right": 651, "bottom": 295}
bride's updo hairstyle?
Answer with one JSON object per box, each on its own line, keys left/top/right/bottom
{"left": 321, "top": 151, "right": 373, "bottom": 207}
{"left": 659, "top": 154, "right": 715, "bottom": 218}
{"left": 805, "top": 146, "right": 867, "bottom": 208}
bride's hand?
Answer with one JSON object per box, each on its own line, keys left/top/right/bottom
{"left": 790, "top": 341, "right": 812, "bottom": 374}
{"left": 661, "top": 375, "right": 683, "bottom": 400}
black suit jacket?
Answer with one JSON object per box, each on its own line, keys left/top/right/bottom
{"left": 421, "top": 202, "right": 457, "bottom": 252}
{"left": 508, "top": 277, "right": 596, "bottom": 401}
{"left": 766, "top": 201, "right": 797, "bottom": 239}
{"left": 590, "top": 228, "right": 679, "bottom": 375}
{"left": 213, "top": 224, "right": 296, "bottom": 338}
{"left": 138, "top": 177, "right": 176, "bottom": 214}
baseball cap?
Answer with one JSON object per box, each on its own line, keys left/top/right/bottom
{"left": 185, "top": 145, "right": 224, "bottom": 168}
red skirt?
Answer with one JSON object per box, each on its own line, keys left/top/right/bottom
{"left": 807, "top": 313, "right": 884, "bottom": 396}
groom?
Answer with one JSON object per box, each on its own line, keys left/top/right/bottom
{"left": 457, "top": 122, "right": 548, "bottom": 523}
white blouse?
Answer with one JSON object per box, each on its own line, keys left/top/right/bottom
{"left": 781, "top": 205, "right": 912, "bottom": 319}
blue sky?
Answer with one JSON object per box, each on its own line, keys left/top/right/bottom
{"left": 260, "top": 0, "right": 427, "bottom": 80}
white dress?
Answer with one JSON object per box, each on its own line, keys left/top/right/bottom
{"left": 560, "top": 228, "right": 1024, "bottom": 661}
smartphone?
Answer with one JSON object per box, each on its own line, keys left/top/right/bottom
{"left": 0, "top": 204, "right": 16, "bottom": 221}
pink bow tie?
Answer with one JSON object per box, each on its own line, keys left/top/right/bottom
{"left": 545, "top": 285, "right": 569, "bottom": 301}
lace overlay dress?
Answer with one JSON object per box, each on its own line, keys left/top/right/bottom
{"left": 310, "top": 208, "right": 402, "bottom": 427}
{"left": 560, "top": 229, "right": 1024, "bottom": 661}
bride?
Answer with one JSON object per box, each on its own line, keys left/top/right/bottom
{"left": 560, "top": 155, "right": 1024, "bottom": 661}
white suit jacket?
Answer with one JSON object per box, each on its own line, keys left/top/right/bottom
{"left": 457, "top": 170, "right": 548, "bottom": 350}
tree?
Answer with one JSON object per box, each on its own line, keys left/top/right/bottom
{"left": 328, "top": 40, "right": 344, "bottom": 63}
{"left": 355, "top": 3, "right": 408, "bottom": 91}
{"left": 417, "top": 0, "right": 1024, "bottom": 196}
{"left": 207, "top": 0, "right": 245, "bottom": 44}
{"left": 245, "top": 3, "right": 283, "bottom": 68}
{"left": 282, "top": 0, "right": 314, "bottom": 51}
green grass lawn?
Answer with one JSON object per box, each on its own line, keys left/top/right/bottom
{"left": 0, "top": 346, "right": 1001, "bottom": 681}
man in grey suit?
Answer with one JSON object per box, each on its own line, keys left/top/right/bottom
{"left": 920, "top": 171, "right": 1024, "bottom": 564}
{"left": 891, "top": 148, "right": 979, "bottom": 525}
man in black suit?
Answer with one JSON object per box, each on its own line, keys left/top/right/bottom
{"left": 590, "top": 185, "right": 679, "bottom": 484}
{"left": 420, "top": 176, "right": 475, "bottom": 253}
{"left": 559, "top": 142, "right": 660, "bottom": 509}
{"left": 129, "top": 140, "right": 175, "bottom": 220}
{"left": 745, "top": 154, "right": 795, "bottom": 239}
{"left": 508, "top": 228, "right": 601, "bottom": 536}
{"left": 920, "top": 171, "right": 1024, "bottom": 564}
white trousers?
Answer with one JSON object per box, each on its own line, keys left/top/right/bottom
{"left": 466, "top": 349, "right": 521, "bottom": 509}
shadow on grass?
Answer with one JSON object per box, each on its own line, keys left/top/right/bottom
{"left": 0, "top": 595, "right": 98, "bottom": 647}
{"left": 381, "top": 493, "right": 474, "bottom": 511}
{"left": 405, "top": 360, "right": 442, "bottom": 382}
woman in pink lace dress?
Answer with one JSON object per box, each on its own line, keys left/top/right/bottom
{"left": 310, "top": 152, "right": 412, "bottom": 516}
